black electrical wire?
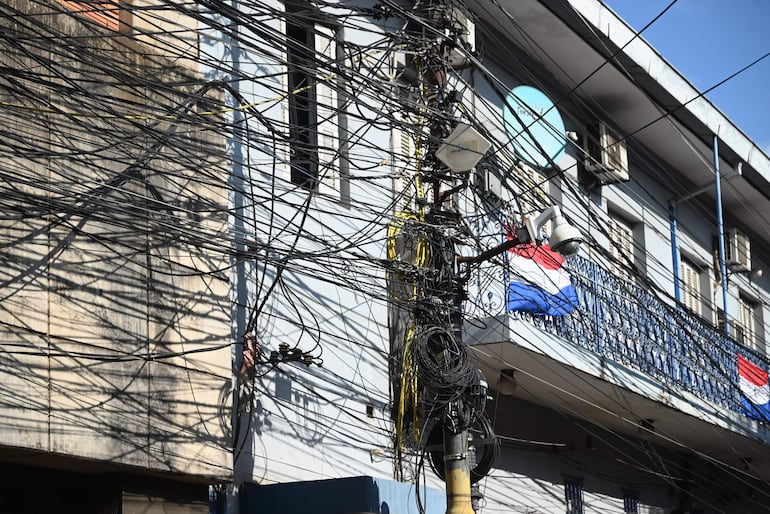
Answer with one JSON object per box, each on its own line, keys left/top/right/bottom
{"left": 2, "top": 0, "right": 769, "bottom": 509}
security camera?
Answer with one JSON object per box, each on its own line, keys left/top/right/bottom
{"left": 549, "top": 217, "right": 582, "bottom": 257}
{"left": 525, "top": 205, "right": 583, "bottom": 258}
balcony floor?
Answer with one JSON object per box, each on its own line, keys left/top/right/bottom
{"left": 467, "top": 315, "right": 770, "bottom": 484}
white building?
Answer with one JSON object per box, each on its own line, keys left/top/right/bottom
{"left": 208, "top": 0, "right": 770, "bottom": 512}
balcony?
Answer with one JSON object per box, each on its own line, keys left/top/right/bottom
{"left": 540, "top": 257, "right": 767, "bottom": 413}
{"left": 467, "top": 256, "right": 770, "bottom": 481}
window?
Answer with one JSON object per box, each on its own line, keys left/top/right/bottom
{"left": 738, "top": 293, "right": 763, "bottom": 352}
{"left": 516, "top": 163, "right": 552, "bottom": 241}
{"left": 285, "top": 4, "right": 340, "bottom": 193}
{"left": 517, "top": 163, "right": 549, "bottom": 219}
{"left": 564, "top": 476, "right": 584, "bottom": 514}
{"left": 286, "top": 6, "right": 318, "bottom": 189}
{"left": 393, "top": 113, "right": 426, "bottom": 210}
{"left": 56, "top": 1, "right": 126, "bottom": 31}
{"left": 680, "top": 258, "right": 702, "bottom": 316}
{"left": 608, "top": 214, "right": 634, "bottom": 279}
{"left": 623, "top": 490, "right": 640, "bottom": 514}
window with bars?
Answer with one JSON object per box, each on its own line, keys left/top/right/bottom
{"left": 623, "top": 489, "right": 640, "bottom": 514}
{"left": 680, "top": 258, "right": 702, "bottom": 316}
{"left": 563, "top": 476, "right": 584, "bottom": 514}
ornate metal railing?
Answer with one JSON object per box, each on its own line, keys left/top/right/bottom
{"left": 521, "top": 257, "right": 770, "bottom": 413}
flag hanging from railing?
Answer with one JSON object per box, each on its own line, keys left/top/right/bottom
{"left": 738, "top": 353, "right": 770, "bottom": 422}
{"left": 507, "top": 242, "right": 578, "bottom": 316}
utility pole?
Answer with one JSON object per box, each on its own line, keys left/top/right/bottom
{"left": 389, "top": 4, "right": 580, "bottom": 510}
{"left": 443, "top": 422, "right": 474, "bottom": 514}
{"left": 407, "top": 2, "right": 489, "bottom": 513}
{"left": 387, "top": 1, "right": 495, "bottom": 511}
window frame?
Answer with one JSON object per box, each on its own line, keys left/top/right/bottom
{"left": 738, "top": 292, "right": 764, "bottom": 352}
{"left": 55, "top": 1, "right": 130, "bottom": 32}
{"left": 283, "top": 2, "right": 345, "bottom": 198}
{"left": 679, "top": 257, "right": 702, "bottom": 317}
{"left": 517, "top": 162, "right": 550, "bottom": 221}
{"left": 285, "top": 4, "right": 320, "bottom": 190}
{"left": 608, "top": 212, "right": 635, "bottom": 280}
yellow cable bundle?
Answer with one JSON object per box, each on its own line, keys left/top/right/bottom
{"left": 387, "top": 211, "right": 430, "bottom": 454}
{"left": 396, "top": 324, "right": 419, "bottom": 449}
{"left": 389, "top": 55, "right": 430, "bottom": 462}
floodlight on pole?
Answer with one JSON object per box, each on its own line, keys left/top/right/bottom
{"left": 435, "top": 123, "right": 492, "bottom": 173}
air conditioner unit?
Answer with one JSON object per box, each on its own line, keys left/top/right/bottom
{"left": 583, "top": 122, "right": 630, "bottom": 184}
{"left": 725, "top": 228, "right": 751, "bottom": 272}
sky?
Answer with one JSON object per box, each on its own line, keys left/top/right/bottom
{"left": 603, "top": 0, "right": 770, "bottom": 155}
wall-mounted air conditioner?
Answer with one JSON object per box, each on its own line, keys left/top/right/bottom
{"left": 725, "top": 228, "right": 751, "bottom": 272}
{"left": 583, "top": 122, "right": 629, "bottom": 184}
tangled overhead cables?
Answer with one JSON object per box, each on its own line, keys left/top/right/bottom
{"left": 413, "top": 324, "right": 475, "bottom": 410}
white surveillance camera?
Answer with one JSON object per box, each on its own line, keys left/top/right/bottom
{"left": 525, "top": 205, "right": 583, "bottom": 258}
{"left": 549, "top": 219, "right": 582, "bottom": 257}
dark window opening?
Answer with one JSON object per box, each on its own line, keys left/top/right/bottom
{"left": 286, "top": 9, "right": 318, "bottom": 190}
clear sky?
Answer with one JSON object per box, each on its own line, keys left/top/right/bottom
{"left": 603, "top": 0, "right": 770, "bottom": 155}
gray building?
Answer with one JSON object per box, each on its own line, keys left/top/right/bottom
{"left": 0, "top": 1, "right": 231, "bottom": 512}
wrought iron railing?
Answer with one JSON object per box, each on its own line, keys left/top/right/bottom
{"left": 521, "top": 256, "right": 770, "bottom": 413}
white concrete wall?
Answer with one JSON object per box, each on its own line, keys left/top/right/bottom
{"left": 199, "top": 1, "right": 401, "bottom": 485}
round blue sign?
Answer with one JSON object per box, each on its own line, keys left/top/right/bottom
{"left": 503, "top": 85, "right": 566, "bottom": 169}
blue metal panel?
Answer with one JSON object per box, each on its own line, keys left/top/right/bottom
{"left": 240, "top": 476, "right": 446, "bottom": 514}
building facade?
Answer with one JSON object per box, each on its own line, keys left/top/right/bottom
{"left": 212, "top": 0, "right": 770, "bottom": 512}
{"left": 2, "top": 1, "right": 770, "bottom": 513}
{"left": 0, "top": 1, "right": 231, "bottom": 511}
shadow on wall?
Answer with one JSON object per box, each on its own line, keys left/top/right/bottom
{"left": 0, "top": 9, "right": 232, "bottom": 476}
{"left": 487, "top": 394, "right": 764, "bottom": 514}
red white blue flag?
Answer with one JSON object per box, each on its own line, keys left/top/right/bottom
{"left": 507, "top": 242, "right": 578, "bottom": 316}
{"left": 738, "top": 353, "right": 770, "bottom": 422}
